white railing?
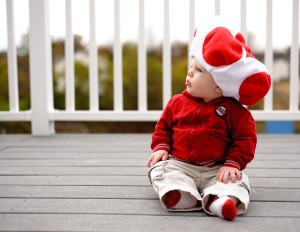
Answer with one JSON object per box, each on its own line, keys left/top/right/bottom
{"left": 1, "top": 0, "right": 300, "bottom": 135}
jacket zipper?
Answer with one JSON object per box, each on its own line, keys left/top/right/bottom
{"left": 189, "top": 103, "right": 203, "bottom": 161}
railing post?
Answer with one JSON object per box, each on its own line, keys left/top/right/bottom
{"left": 290, "top": 0, "right": 299, "bottom": 111}
{"left": 138, "top": 0, "right": 147, "bottom": 112}
{"left": 188, "top": 0, "right": 195, "bottom": 71}
{"left": 89, "top": 0, "right": 99, "bottom": 112}
{"left": 163, "top": 0, "right": 171, "bottom": 107}
{"left": 264, "top": 0, "right": 274, "bottom": 111}
{"left": 6, "top": 0, "right": 19, "bottom": 112}
{"left": 113, "top": 0, "right": 123, "bottom": 111}
{"left": 65, "top": 0, "right": 75, "bottom": 112}
{"left": 29, "top": 0, "right": 55, "bottom": 135}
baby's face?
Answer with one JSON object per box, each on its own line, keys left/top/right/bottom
{"left": 186, "top": 58, "right": 223, "bottom": 102}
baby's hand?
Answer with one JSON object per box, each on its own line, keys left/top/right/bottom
{"left": 147, "top": 150, "right": 169, "bottom": 168}
{"left": 216, "top": 166, "right": 241, "bottom": 184}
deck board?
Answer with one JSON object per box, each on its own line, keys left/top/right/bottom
{"left": 0, "top": 134, "right": 299, "bottom": 231}
{"left": 1, "top": 199, "right": 300, "bottom": 217}
{"left": 0, "top": 214, "right": 300, "bottom": 232}
{"left": 1, "top": 166, "right": 300, "bottom": 177}
{"left": 0, "top": 186, "right": 299, "bottom": 202}
{"left": 0, "top": 176, "right": 299, "bottom": 188}
{"left": 1, "top": 159, "right": 300, "bottom": 168}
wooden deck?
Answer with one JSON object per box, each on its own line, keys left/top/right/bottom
{"left": 0, "top": 134, "right": 299, "bottom": 231}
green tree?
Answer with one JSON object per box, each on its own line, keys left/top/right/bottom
{"left": 75, "top": 61, "right": 89, "bottom": 110}
{"left": 147, "top": 54, "right": 162, "bottom": 110}
{"left": 123, "top": 42, "right": 138, "bottom": 110}
{"left": 172, "top": 42, "right": 188, "bottom": 96}
{"left": 0, "top": 56, "right": 9, "bottom": 110}
{"left": 17, "top": 55, "right": 30, "bottom": 110}
{"left": 98, "top": 47, "right": 113, "bottom": 110}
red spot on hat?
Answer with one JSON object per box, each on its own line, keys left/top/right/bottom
{"left": 203, "top": 28, "right": 257, "bottom": 67}
{"left": 203, "top": 27, "right": 243, "bottom": 67}
{"left": 194, "top": 28, "right": 197, "bottom": 37}
{"left": 239, "top": 72, "right": 271, "bottom": 105}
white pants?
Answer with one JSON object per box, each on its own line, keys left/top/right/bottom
{"left": 148, "top": 158, "right": 250, "bottom": 215}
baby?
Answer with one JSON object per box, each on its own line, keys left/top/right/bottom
{"left": 147, "top": 16, "right": 271, "bottom": 221}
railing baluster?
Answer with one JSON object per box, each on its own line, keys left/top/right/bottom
{"left": 188, "top": 0, "right": 195, "bottom": 69}
{"left": 29, "top": 0, "right": 54, "bottom": 135}
{"left": 264, "top": 0, "right": 274, "bottom": 111}
{"left": 163, "top": 0, "right": 171, "bottom": 107}
{"left": 290, "top": 0, "right": 299, "bottom": 111}
{"left": 65, "top": 0, "right": 75, "bottom": 111}
{"left": 138, "top": 0, "right": 147, "bottom": 112}
{"left": 89, "top": 0, "right": 98, "bottom": 111}
{"left": 240, "top": 0, "right": 247, "bottom": 38}
{"left": 113, "top": 0, "right": 123, "bottom": 111}
{"left": 6, "top": 0, "right": 19, "bottom": 112}
{"left": 215, "top": 0, "right": 220, "bottom": 16}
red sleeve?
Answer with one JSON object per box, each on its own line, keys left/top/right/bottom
{"left": 223, "top": 105, "right": 257, "bottom": 171}
{"left": 151, "top": 99, "right": 174, "bottom": 153}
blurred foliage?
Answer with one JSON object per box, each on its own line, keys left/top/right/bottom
{"left": 17, "top": 55, "right": 31, "bottom": 110}
{"left": 147, "top": 47, "right": 163, "bottom": 110}
{"left": 0, "top": 57, "right": 9, "bottom": 111}
{"left": 123, "top": 42, "right": 138, "bottom": 110}
{"left": 74, "top": 61, "right": 89, "bottom": 110}
{"left": 0, "top": 33, "right": 299, "bottom": 133}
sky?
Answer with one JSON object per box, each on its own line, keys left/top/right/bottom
{"left": 0, "top": 0, "right": 298, "bottom": 52}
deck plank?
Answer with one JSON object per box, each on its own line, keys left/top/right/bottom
{"left": 1, "top": 166, "right": 300, "bottom": 177}
{"left": 0, "top": 176, "right": 299, "bottom": 188}
{"left": 0, "top": 159, "right": 300, "bottom": 168}
{"left": 0, "top": 199, "right": 299, "bottom": 217}
{"left": 1, "top": 153, "right": 300, "bottom": 160}
{"left": 0, "top": 185, "right": 299, "bottom": 202}
{"left": 0, "top": 214, "right": 299, "bottom": 232}
{"left": 0, "top": 134, "right": 299, "bottom": 232}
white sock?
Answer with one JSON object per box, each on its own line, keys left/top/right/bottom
{"left": 172, "top": 190, "right": 198, "bottom": 209}
{"left": 208, "top": 196, "right": 237, "bottom": 221}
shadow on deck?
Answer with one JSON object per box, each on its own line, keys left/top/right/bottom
{"left": 0, "top": 134, "right": 299, "bottom": 231}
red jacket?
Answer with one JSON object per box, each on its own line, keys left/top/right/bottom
{"left": 151, "top": 90, "right": 257, "bottom": 171}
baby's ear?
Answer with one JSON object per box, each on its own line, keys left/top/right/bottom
{"left": 216, "top": 86, "right": 223, "bottom": 93}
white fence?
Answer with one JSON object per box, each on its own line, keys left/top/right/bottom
{"left": 1, "top": 0, "right": 300, "bottom": 135}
